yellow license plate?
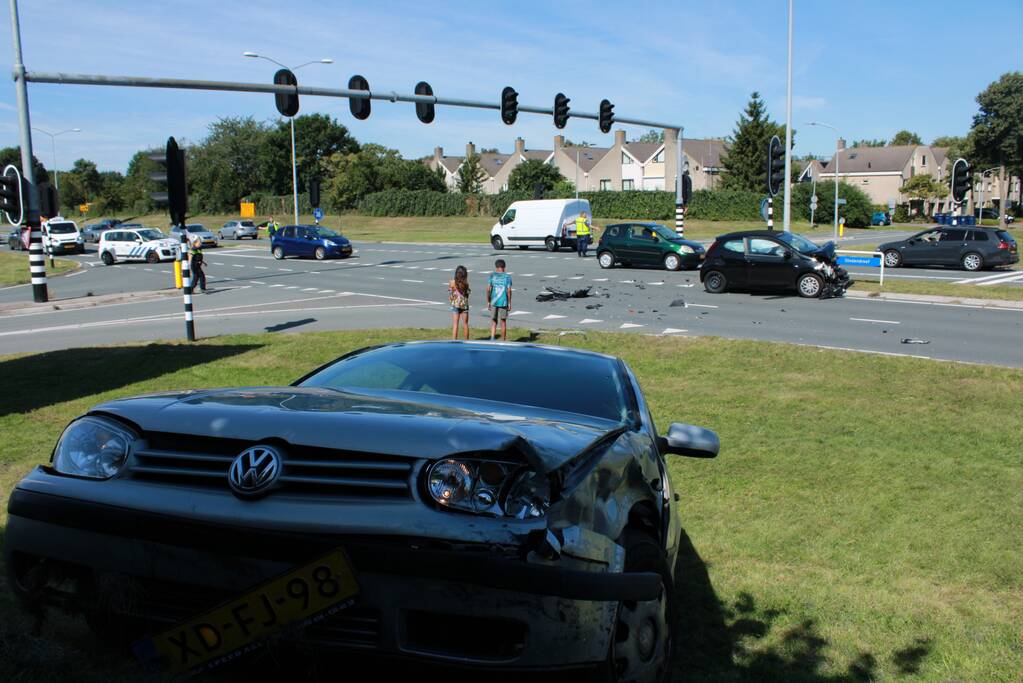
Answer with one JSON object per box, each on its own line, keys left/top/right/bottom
{"left": 135, "top": 549, "right": 358, "bottom": 674}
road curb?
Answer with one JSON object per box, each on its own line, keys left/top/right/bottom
{"left": 0, "top": 288, "right": 180, "bottom": 315}
{"left": 846, "top": 289, "right": 1023, "bottom": 310}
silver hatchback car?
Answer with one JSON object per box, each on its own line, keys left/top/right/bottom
{"left": 219, "top": 220, "right": 259, "bottom": 240}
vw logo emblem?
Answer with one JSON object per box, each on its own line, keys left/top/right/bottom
{"left": 228, "top": 445, "right": 282, "bottom": 498}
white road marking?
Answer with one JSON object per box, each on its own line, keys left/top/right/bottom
{"left": 278, "top": 268, "right": 292, "bottom": 272}
{"left": 543, "top": 275, "right": 558, "bottom": 278}
{"left": 579, "top": 318, "right": 602, "bottom": 324}
{"left": 620, "top": 323, "right": 644, "bottom": 329}
{"left": 568, "top": 276, "right": 584, "bottom": 280}
{"left": 401, "top": 279, "right": 425, "bottom": 283}
{"left": 508, "top": 311, "right": 530, "bottom": 316}
{"left": 648, "top": 282, "right": 664, "bottom": 286}
{"left": 254, "top": 266, "right": 268, "bottom": 270}
{"left": 977, "top": 272, "right": 1023, "bottom": 287}
{"left": 301, "top": 288, "right": 318, "bottom": 291}
{"left": 662, "top": 328, "right": 687, "bottom": 334}
{"left": 850, "top": 317, "right": 901, "bottom": 324}
{"left": 592, "top": 278, "right": 608, "bottom": 282}
{"left": 543, "top": 314, "right": 566, "bottom": 320}
{"left": 678, "top": 283, "right": 695, "bottom": 288}
{"left": 269, "top": 284, "right": 284, "bottom": 288}
{"left": 955, "top": 270, "right": 1023, "bottom": 285}
{"left": 66, "top": 270, "right": 86, "bottom": 278}
{"left": 212, "top": 262, "right": 225, "bottom": 266}
{"left": 232, "top": 264, "right": 245, "bottom": 268}
{"left": 620, "top": 280, "right": 635, "bottom": 284}
{"left": 686, "top": 303, "right": 719, "bottom": 309}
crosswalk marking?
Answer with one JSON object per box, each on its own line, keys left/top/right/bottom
{"left": 662, "top": 328, "right": 687, "bottom": 334}
{"left": 543, "top": 314, "right": 566, "bottom": 320}
{"left": 620, "top": 323, "right": 644, "bottom": 329}
{"left": 579, "top": 318, "right": 602, "bottom": 324}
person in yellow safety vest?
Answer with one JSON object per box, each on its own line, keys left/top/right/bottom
{"left": 189, "top": 236, "right": 208, "bottom": 293}
{"left": 267, "top": 217, "right": 279, "bottom": 239}
{"left": 574, "top": 211, "right": 592, "bottom": 257}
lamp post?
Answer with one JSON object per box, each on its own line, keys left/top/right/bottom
{"left": 31, "top": 126, "right": 80, "bottom": 192}
{"left": 243, "top": 52, "right": 332, "bottom": 224}
{"left": 976, "top": 167, "right": 1000, "bottom": 223}
{"left": 807, "top": 122, "right": 840, "bottom": 241}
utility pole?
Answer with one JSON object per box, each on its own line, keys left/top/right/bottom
{"left": 8, "top": 0, "right": 46, "bottom": 302}
{"left": 674, "top": 128, "right": 685, "bottom": 237}
{"left": 782, "top": 0, "right": 794, "bottom": 232}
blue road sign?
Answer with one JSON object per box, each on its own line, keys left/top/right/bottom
{"left": 837, "top": 255, "right": 881, "bottom": 267}
{"left": 313, "top": 207, "right": 324, "bottom": 221}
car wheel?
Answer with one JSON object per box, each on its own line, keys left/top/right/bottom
{"left": 703, "top": 270, "right": 727, "bottom": 293}
{"left": 314, "top": 246, "right": 327, "bottom": 260}
{"left": 961, "top": 252, "right": 983, "bottom": 271}
{"left": 598, "top": 251, "right": 615, "bottom": 269}
{"left": 883, "top": 250, "right": 902, "bottom": 268}
{"left": 491, "top": 235, "right": 504, "bottom": 250}
{"left": 146, "top": 250, "right": 160, "bottom": 264}
{"left": 545, "top": 236, "right": 558, "bottom": 252}
{"left": 797, "top": 273, "right": 824, "bottom": 298}
{"left": 100, "top": 251, "right": 114, "bottom": 266}
{"left": 272, "top": 246, "right": 285, "bottom": 260}
{"left": 597, "top": 530, "right": 675, "bottom": 683}
{"left": 663, "top": 253, "right": 681, "bottom": 271}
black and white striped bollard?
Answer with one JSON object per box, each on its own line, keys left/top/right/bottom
{"left": 767, "top": 198, "right": 774, "bottom": 231}
{"left": 675, "top": 202, "right": 685, "bottom": 237}
{"left": 180, "top": 234, "right": 195, "bottom": 341}
{"left": 28, "top": 221, "right": 47, "bottom": 303}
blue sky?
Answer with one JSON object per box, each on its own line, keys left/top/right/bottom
{"left": 2, "top": 0, "right": 1021, "bottom": 172}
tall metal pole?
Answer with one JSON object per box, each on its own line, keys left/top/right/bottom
{"left": 575, "top": 148, "right": 579, "bottom": 199}
{"left": 810, "top": 172, "right": 817, "bottom": 226}
{"left": 290, "top": 116, "right": 299, "bottom": 224}
{"left": 782, "top": 0, "right": 794, "bottom": 233}
{"left": 9, "top": 0, "right": 46, "bottom": 302}
{"left": 674, "top": 128, "right": 685, "bottom": 237}
{"left": 833, "top": 140, "right": 839, "bottom": 240}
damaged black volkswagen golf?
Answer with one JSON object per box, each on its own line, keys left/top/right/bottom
{"left": 5, "top": 341, "right": 718, "bottom": 681}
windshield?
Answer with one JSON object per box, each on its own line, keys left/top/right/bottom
{"left": 186, "top": 225, "right": 206, "bottom": 232}
{"left": 300, "top": 344, "right": 630, "bottom": 422}
{"left": 241, "top": 221, "right": 255, "bottom": 227}
{"left": 138, "top": 229, "right": 165, "bottom": 241}
{"left": 47, "top": 223, "right": 76, "bottom": 234}
{"left": 776, "top": 232, "right": 820, "bottom": 254}
{"left": 313, "top": 228, "right": 341, "bottom": 238}
{"left": 644, "top": 224, "right": 678, "bottom": 241}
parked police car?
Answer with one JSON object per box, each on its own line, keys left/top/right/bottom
{"left": 98, "top": 227, "right": 180, "bottom": 265}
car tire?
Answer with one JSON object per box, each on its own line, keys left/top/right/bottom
{"left": 545, "top": 236, "right": 558, "bottom": 252}
{"left": 961, "top": 252, "right": 983, "bottom": 272}
{"left": 703, "top": 270, "right": 727, "bottom": 293}
{"left": 491, "top": 235, "right": 504, "bottom": 250}
{"left": 883, "top": 250, "right": 902, "bottom": 268}
{"left": 596, "top": 530, "right": 675, "bottom": 683}
{"left": 272, "top": 246, "right": 285, "bottom": 260}
{"left": 146, "top": 250, "right": 160, "bottom": 264}
{"left": 663, "top": 253, "right": 681, "bottom": 271}
{"left": 598, "top": 251, "right": 615, "bottom": 269}
{"left": 314, "top": 247, "right": 327, "bottom": 260}
{"left": 100, "top": 251, "right": 115, "bottom": 266}
{"left": 797, "top": 273, "right": 824, "bottom": 298}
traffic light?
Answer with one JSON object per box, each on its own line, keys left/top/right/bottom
{"left": 415, "top": 81, "right": 435, "bottom": 124}
{"left": 37, "top": 181, "right": 59, "bottom": 218}
{"left": 951, "top": 158, "right": 971, "bottom": 203}
{"left": 0, "top": 165, "right": 24, "bottom": 226}
{"left": 766, "top": 135, "right": 785, "bottom": 197}
{"left": 309, "top": 178, "right": 321, "bottom": 209}
{"left": 274, "top": 68, "right": 299, "bottom": 117}
{"left": 682, "top": 171, "right": 692, "bottom": 206}
{"left": 553, "top": 93, "right": 570, "bottom": 129}
{"left": 348, "top": 75, "right": 371, "bottom": 120}
{"left": 501, "top": 86, "right": 518, "bottom": 125}
{"left": 150, "top": 137, "right": 188, "bottom": 226}
{"left": 598, "top": 99, "right": 614, "bottom": 134}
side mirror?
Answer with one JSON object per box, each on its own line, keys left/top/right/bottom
{"left": 658, "top": 423, "right": 719, "bottom": 459}
{"left": 783, "top": 249, "right": 793, "bottom": 260}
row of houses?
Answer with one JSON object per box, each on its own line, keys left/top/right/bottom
{"left": 427, "top": 129, "right": 727, "bottom": 195}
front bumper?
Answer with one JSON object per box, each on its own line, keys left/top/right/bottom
{"left": 6, "top": 485, "right": 651, "bottom": 668}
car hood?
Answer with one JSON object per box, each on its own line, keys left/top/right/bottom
{"left": 189, "top": 231, "right": 215, "bottom": 239}
{"left": 91, "top": 386, "right": 620, "bottom": 473}
{"left": 667, "top": 238, "right": 704, "bottom": 250}
{"left": 326, "top": 237, "right": 350, "bottom": 246}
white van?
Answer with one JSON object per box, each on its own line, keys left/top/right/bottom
{"left": 42, "top": 217, "right": 84, "bottom": 254}
{"left": 490, "top": 199, "right": 591, "bottom": 252}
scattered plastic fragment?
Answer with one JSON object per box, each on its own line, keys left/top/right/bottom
{"left": 901, "top": 338, "right": 930, "bottom": 345}
{"left": 670, "top": 299, "right": 686, "bottom": 308}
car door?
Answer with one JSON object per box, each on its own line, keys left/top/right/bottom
{"left": 628, "top": 225, "right": 662, "bottom": 266}
{"left": 936, "top": 229, "right": 968, "bottom": 265}
{"left": 715, "top": 238, "right": 748, "bottom": 287}
{"left": 900, "top": 229, "right": 942, "bottom": 265}
{"left": 277, "top": 226, "right": 296, "bottom": 254}
{"left": 745, "top": 237, "right": 791, "bottom": 289}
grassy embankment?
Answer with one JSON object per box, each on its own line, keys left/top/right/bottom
{"left": 0, "top": 251, "right": 78, "bottom": 287}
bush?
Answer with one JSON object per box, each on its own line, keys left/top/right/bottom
{"left": 245, "top": 193, "right": 312, "bottom": 217}
{"left": 790, "top": 181, "right": 873, "bottom": 228}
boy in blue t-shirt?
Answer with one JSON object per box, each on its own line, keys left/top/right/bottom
{"left": 487, "top": 259, "right": 512, "bottom": 341}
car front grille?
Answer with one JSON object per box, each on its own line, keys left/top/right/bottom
{"left": 129, "top": 432, "right": 415, "bottom": 499}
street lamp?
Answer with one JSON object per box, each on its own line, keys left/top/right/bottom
{"left": 243, "top": 52, "right": 333, "bottom": 224}
{"left": 806, "top": 122, "right": 840, "bottom": 241}
{"left": 976, "top": 167, "right": 1000, "bottom": 223}
{"left": 31, "top": 126, "right": 80, "bottom": 192}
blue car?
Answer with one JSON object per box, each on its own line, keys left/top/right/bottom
{"left": 871, "top": 211, "right": 891, "bottom": 226}
{"left": 271, "top": 224, "right": 352, "bottom": 260}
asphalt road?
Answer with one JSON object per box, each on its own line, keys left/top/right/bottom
{"left": 1, "top": 235, "right": 1021, "bottom": 367}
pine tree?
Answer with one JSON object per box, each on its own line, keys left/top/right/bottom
{"left": 720, "top": 92, "right": 787, "bottom": 193}
{"left": 456, "top": 154, "right": 487, "bottom": 194}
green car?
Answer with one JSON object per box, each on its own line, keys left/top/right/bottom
{"left": 596, "top": 222, "right": 705, "bottom": 271}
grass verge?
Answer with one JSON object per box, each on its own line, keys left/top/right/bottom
{"left": 1, "top": 329, "right": 1020, "bottom": 681}
{"left": 854, "top": 278, "right": 1023, "bottom": 302}
{"left": 0, "top": 251, "right": 78, "bottom": 287}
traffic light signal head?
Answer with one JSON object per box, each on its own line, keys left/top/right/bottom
{"left": 348, "top": 75, "right": 371, "bottom": 120}
{"left": 0, "top": 165, "right": 24, "bottom": 226}
{"left": 766, "top": 135, "right": 785, "bottom": 197}
{"left": 553, "top": 93, "right": 570, "bottom": 129}
{"left": 150, "top": 137, "right": 188, "bottom": 226}
{"left": 682, "top": 171, "right": 692, "bottom": 206}
{"left": 951, "top": 158, "right": 971, "bottom": 203}
{"left": 501, "top": 86, "right": 519, "bottom": 125}
{"left": 598, "top": 99, "right": 614, "bottom": 134}
{"left": 273, "top": 68, "right": 299, "bottom": 117}
{"left": 37, "top": 182, "right": 59, "bottom": 218}
{"left": 309, "top": 178, "right": 321, "bottom": 209}
{"left": 415, "top": 81, "right": 435, "bottom": 124}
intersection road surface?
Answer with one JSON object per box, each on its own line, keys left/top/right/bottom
{"left": 1, "top": 241, "right": 1021, "bottom": 367}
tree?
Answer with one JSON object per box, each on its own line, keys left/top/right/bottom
{"left": 852, "top": 139, "right": 887, "bottom": 148}
{"left": 890, "top": 130, "right": 923, "bottom": 146}
{"left": 262, "top": 114, "right": 359, "bottom": 195}
{"left": 320, "top": 144, "right": 445, "bottom": 210}
{"left": 720, "top": 92, "right": 790, "bottom": 193}
{"left": 791, "top": 180, "right": 873, "bottom": 227}
{"left": 638, "top": 129, "right": 664, "bottom": 143}
{"left": 0, "top": 146, "right": 49, "bottom": 184}
{"left": 900, "top": 173, "right": 944, "bottom": 215}
{"left": 121, "top": 148, "right": 161, "bottom": 214}
{"left": 456, "top": 154, "right": 487, "bottom": 194}
{"left": 508, "top": 159, "right": 564, "bottom": 194}
{"left": 931, "top": 135, "right": 973, "bottom": 164}
{"left": 187, "top": 117, "right": 271, "bottom": 212}
{"left": 970, "top": 72, "right": 1023, "bottom": 225}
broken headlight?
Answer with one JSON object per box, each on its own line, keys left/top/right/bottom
{"left": 52, "top": 415, "right": 134, "bottom": 479}
{"left": 426, "top": 459, "right": 550, "bottom": 518}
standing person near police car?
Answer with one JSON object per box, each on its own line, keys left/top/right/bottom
{"left": 189, "top": 236, "right": 208, "bottom": 293}
{"left": 575, "top": 211, "right": 592, "bottom": 257}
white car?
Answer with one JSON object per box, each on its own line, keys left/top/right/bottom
{"left": 98, "top": 227, "right": 180, "bottom": 265}
{"left": 490, "top": 198, "right": 591, "bottom": 251}
{"left": 42, "top": 217, "right": 85, "bottom": 254}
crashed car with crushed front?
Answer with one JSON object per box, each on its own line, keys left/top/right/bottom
{"left": 5, "top": 341, "right": 718, "bottom": 681}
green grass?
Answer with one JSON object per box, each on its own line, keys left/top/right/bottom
{"left": 0, "top": 251, "right": 78, "bottom": 287}
{"left": 854, "top": 278, "right": 1023, "bottom": 301}
{"left": 1, "top": 329, "right": 1021, "bottom": 681}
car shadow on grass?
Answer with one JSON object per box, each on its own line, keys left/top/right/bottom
{"left": 0, "top": 343, "right": 263, "bottom": 418}
{"left": 672, "top": 529, "right": 933, "bottom": 681}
